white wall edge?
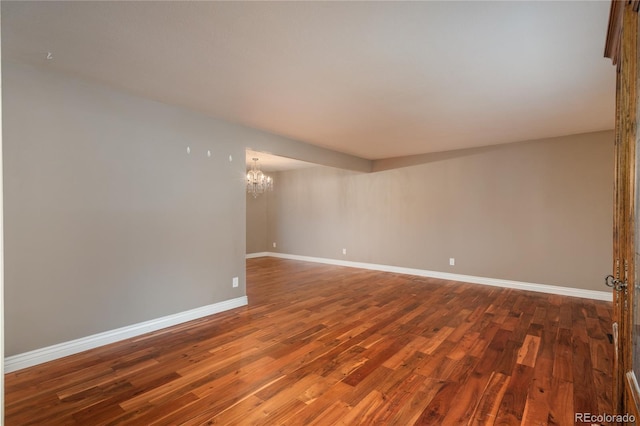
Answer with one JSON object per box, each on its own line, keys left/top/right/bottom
{"left": 4, "top": 296, "right": 248, "bottom": 373}
{"left": 254, "top": 252, "right": 611, "bottom": 302}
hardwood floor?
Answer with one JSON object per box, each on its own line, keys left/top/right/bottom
{"left": 5, "top": 257, "right": 613, "bottom": 425}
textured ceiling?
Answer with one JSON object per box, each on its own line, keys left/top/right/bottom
{"left": 2, "top": 1, "right": 616, "bottom": 162}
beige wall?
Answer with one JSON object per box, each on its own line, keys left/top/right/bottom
{"left": 266, "top": 131, "right": 613, "bottom": 292}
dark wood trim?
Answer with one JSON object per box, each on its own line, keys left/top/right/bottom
{"left": 606, "top": 1, "right": 626, "bottom": 65}
{"left": 608, "top": 0, "right": 640, "bottom": 418}
{"left": 622, "top": 3, "right": 639, "bottom": 418}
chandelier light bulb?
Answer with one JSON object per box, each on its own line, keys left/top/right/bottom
{"left": 247, "top": 158, "right": 273, "bottom": 198}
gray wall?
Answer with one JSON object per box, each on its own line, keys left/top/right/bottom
{"left": 266, "top": 131, "right": 613, "bottom": 292}
{"left": 2, "top": 61, "right": 244, "bottom": 355}
{"left": 2, "top": 61, "right": 366, "bottom": 356}
{"left": 3, "top": 59, "right": 613, "bottom": 356}
{"left": 246, "top": 192, "right": 268, "bottom": 253}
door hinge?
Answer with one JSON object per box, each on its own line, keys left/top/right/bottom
{"left": 606, "top": 258, "right": 629, "bottom": 292}
{"left": 606, "top": 274, "right": 628, "bottom": 291}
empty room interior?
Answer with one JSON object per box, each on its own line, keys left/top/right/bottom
{"left": 3, "top": 1, "right": 639, "bottom": 425}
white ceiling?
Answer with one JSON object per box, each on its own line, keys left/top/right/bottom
{"left": 2, "top": 1, "right": 615, "bottom": 163}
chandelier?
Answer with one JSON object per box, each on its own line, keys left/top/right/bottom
{"left": 247, "top": 158, "right": 273, "bottom": 198}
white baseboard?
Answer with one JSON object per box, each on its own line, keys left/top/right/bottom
{"left": 4, "top": 296, "right": 248, "bottom": 373}
{"left": 248, "top": 252, "right": 611, "bottom": 302}
{"left": 246, "top": 252, "right": 270, "bottom": 259}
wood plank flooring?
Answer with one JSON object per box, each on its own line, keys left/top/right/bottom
{"left": 5, "top": 257, "right": 613, "bottom": 425}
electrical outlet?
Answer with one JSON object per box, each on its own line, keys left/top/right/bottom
{"left": 449, "top": 258, "right": 455, "bottom": 266}
{"left": 273, "top": 242, "right": 277, "bottom": 248}
{"left": 342, "top": 248, "right": 347, "bottom": 255}
{"left": 232, "top": 277, "right": 239, "bottom": 288}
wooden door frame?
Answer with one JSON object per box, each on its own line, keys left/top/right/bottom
{"left": 606, "top": 0, "right": 640, "bottom": 420}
